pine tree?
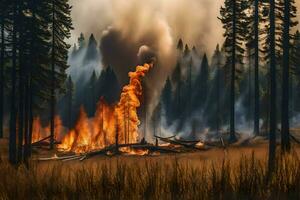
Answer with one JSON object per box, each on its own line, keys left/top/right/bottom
{"left": 77, "top": 32, "right": 85, "bottom": 52}
{"left": 184, "top": 44, "right": 190, "bottom": 57}
{"left": 101, "top": 67, "right": 120, "bottom": 104}
{"left": 193, "top": 54, "right": 209, "bottom": 109}
{"left": 49, "top": 0, "right": 73, "bottom": 149}
{"left": 9, "top": 0, "right": 18, "bottom": 165}
{"left": 88, "top": 70, "right": 97, "bottom": 115}
{"left": 66, "top": 76, "right": 74, "bottom": 129}
{"left": 70, "top": 43, "right": 78, "bottom": 58}
{"left": 244, "top": 0, "right": 264, "bottom": 136}
{"left": 219, "top": 0, "right": 247, "bottom": 142}
{"left": 268, "top": 0, "right": 277, "bottom": 174}
{"left": 177, "top": 38, "right": 184, "bottom": 52}
{"left": 161, "top": 77, "right": 172, "bottom": 126}
{"left": 84, "top": 34, "right": 99, "bottom": 64}
{"left": 280, "top": 0, "right": 298, "bottom": 153}
{"left": 0, "top": 0, "right": 8, "bottom": 138}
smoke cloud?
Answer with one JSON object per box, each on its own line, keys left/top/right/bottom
{"left": 70, "top": 0, "right": 224, "bottom": 56}
{"left": 69, "top": 0, "right": 224, "bottom": 111}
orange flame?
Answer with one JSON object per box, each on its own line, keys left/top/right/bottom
{"left": 31, "top": 116, "right": 63, "bottom": 143}
{"left": 58, "top": 63, "right": 153, "bottom": 153}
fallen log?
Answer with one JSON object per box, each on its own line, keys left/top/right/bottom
{"left": 31, "top": 136, "right": 51, "bottom": 146}
{"left": 154, "top": 135, "right": 176, "bottom": 139}
{"left": 32, "top": 138, "right": 61, "bottom": 147}
{"left": 82, "top": 143, "right": 143, "bottom": 160}
{"left": 290, "top": 134, "right": 300, "bottom": 144}
{"left": 62, "top": 155, "right": 85, "bottom": 162}
{"left": 37, "top": 154, "right": 82, "bottom": 161}
{"left": 130, "top": 144, "right": 178, "bottom": 153}
{"left": 158, "top": 137, "right": 202, "bottom": 150}
{"left": 174, "top": 138, "right": 202, "bottom": 145}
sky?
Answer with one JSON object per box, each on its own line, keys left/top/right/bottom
{"left": 69, "top": 0, "right": 300, "bottom": 57}
{"left": 69, "top": 0, "right": 224, "bottom": 57}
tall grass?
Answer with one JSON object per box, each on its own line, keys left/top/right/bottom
{"left": 0, "top": 153, "right": 299, "bottom": 199}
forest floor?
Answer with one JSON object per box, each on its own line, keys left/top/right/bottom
{"left": 1, "top": 133, "right": 300, "bottom": 166}
{"left": 1, "top": 132, "right": 300, "bottom": 199}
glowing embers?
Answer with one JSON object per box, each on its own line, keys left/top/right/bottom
{"left": 58, "top": 63, "right": 153, "bottom": 153}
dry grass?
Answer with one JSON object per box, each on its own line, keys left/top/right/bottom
{"left": 0, "top": 146, "right": 300, "bottom": 200}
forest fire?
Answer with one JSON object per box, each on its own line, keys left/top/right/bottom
{"left": 31, "top": 116, "right": 63, "bottom": 143}
{"left": 58, "top": 63, "right": 153, "bottom": 154}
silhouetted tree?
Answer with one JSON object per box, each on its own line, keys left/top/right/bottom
{"left": 49, "top": 0, "right": 73, "bottom": 149}
{"left": 245, "top": 0, "right": 264, "bottom": 136}
{"left": 193, "top": 54, "right": 209, "bottom": 109}
{"left": 219, "top": 0, "right": 247, "bottom": 142}
{"left": 177, "top": 38, "right": 183, "bottom": 51}
{"left": 84, "top": 34, "right": 99, "bottom": 64}
{"left": 66, "top": 76, "right": 74, "bottom": 129}
{"left": 268, "top": 0, "right": 277, "bottom": 174}
{"left": 161, "top": 77, "right": 172, "bottom": 126}
{"left": 280, "top": 0, "right": 298, "bottom": 153}
{"left": 77, "top": 32, "right": 85, "bottom": 52}
{"left": 9, "top": 0, "right": 18, "bottom": 165}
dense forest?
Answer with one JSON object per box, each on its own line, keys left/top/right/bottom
{"left": 0, "top": 0, "right": 300, "bottom": 176}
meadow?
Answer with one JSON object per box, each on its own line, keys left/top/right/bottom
{"left": 0, "top": 141, "right": 300, "bottom": 200}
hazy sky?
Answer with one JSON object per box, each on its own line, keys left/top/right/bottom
{"left": 69, "top": 0, "right": 300, "bottom": 56}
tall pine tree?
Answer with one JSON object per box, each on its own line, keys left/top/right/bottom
{"left": 219, "top": 0, "right": 247, "bottom": 142}
{"left": 49, "top": 0, "right": 73, "bottom": 149}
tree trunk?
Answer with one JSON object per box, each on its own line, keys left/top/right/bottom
{"left": 281, "top": 0, "right": 290, "bottom": 153}
{"left": 50, "top": 2, "right": 55, "bottom": 149}
{"left": 268, "top": 0, "right": 277, "bottom": 175}
{"left": 254, "top": 0, "right": 260, "bottom": 136}
{"left": 0, "top": 11, "right": 4, "bottom": 139}
{"left": 9, "top": 0, "right": 18, "bottom": 164}
{"left": 28, "top": 87, "right": 33, "bottom": 157}
{"left": 17, "top": 50, "right": 24, "bottom": 163}
{"left": 230, "top": 0, "right": 237, "bottom": 142}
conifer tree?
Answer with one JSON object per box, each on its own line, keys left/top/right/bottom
{"left": 84, "top": 34, "right": 99, "bottom": 64}
{"left": 193, "top": 54, "right": 209, "bottom": 109}
{"left": 161, "top": 77, "right": 172, "bottom": 126}
{"left": 66, "top": 76, "right": 74, "bottom": 129}
{"left": 219, "top": 0, "right": 247, "bottom": 142}
{"left": 49, "top": 0, "right": 73, "bottom": 149}
{"left": 279, "top": 0, "right": 298, "bottom": 153}
{"left": 244, "top": 0, "right": 264, "bottom": 136}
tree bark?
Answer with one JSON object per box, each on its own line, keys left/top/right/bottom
{"left": 0, "top": 9, "right": 4, "bottom": 139}
{"left": 230, "top": 0, "right": 237, "bottom": 142}
{"left": 254, "top": 0, "right": 260, "bottom": 136}
{"left": 9, "top": 0, "right": 18, "bottom": 164}
{"left": 281, "top": 0, "right": 291, "bottom": 153}
{"left": 50, "top": 1, "right": 55, "bottom": 149}
{"left": 268, "top": 0, "right": 277, "bottom": 175}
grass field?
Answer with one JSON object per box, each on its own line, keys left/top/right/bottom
{"left": 1, "top": 139, "right": 300, "bottom": 199}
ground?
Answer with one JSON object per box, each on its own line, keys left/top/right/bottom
{"left": 1, "top": 135, "right": 300, "bottom": 166}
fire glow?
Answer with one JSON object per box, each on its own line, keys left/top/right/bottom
{"left": 57, "top": 63, "right": 153, "bottom": 153}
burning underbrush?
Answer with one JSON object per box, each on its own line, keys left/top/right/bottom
{"left": 32, "top": 63, "right": 161, "bottom": 156}
{"left": 32, "top": 63, "right": 209, "bottom": 159}
{"left": 57, "top": 63, "right": 153, "bottom": 154}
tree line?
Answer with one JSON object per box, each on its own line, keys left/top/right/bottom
{"left": 0, "top": 0, "right": 72, "bottom": 165}
{"left": 151, "top": 0, "right": 300, "bottom": 173}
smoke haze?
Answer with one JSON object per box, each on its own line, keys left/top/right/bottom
{"left": 69, "top": 0, "right": 224, "bottom": 57}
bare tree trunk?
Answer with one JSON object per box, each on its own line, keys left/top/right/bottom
{"left": 0, "top": 9, "right": 5, "bottom": 139}
{"left": 254, "top": 0, "right": 260, "bottom": 136}
{"left": 281, "top": 0, "right": 290, "bottom": 153}
{"left": 230, "top": 0, "right": 237, "bottom": 142}
{"left": 268, "top": 0, "right": 277, "bottom": 175}
{"left": 50, "top": 1, "right": 55, "bottom": 149}
{"left": 9, "top": 0, "right": 18, "bottom": 165}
